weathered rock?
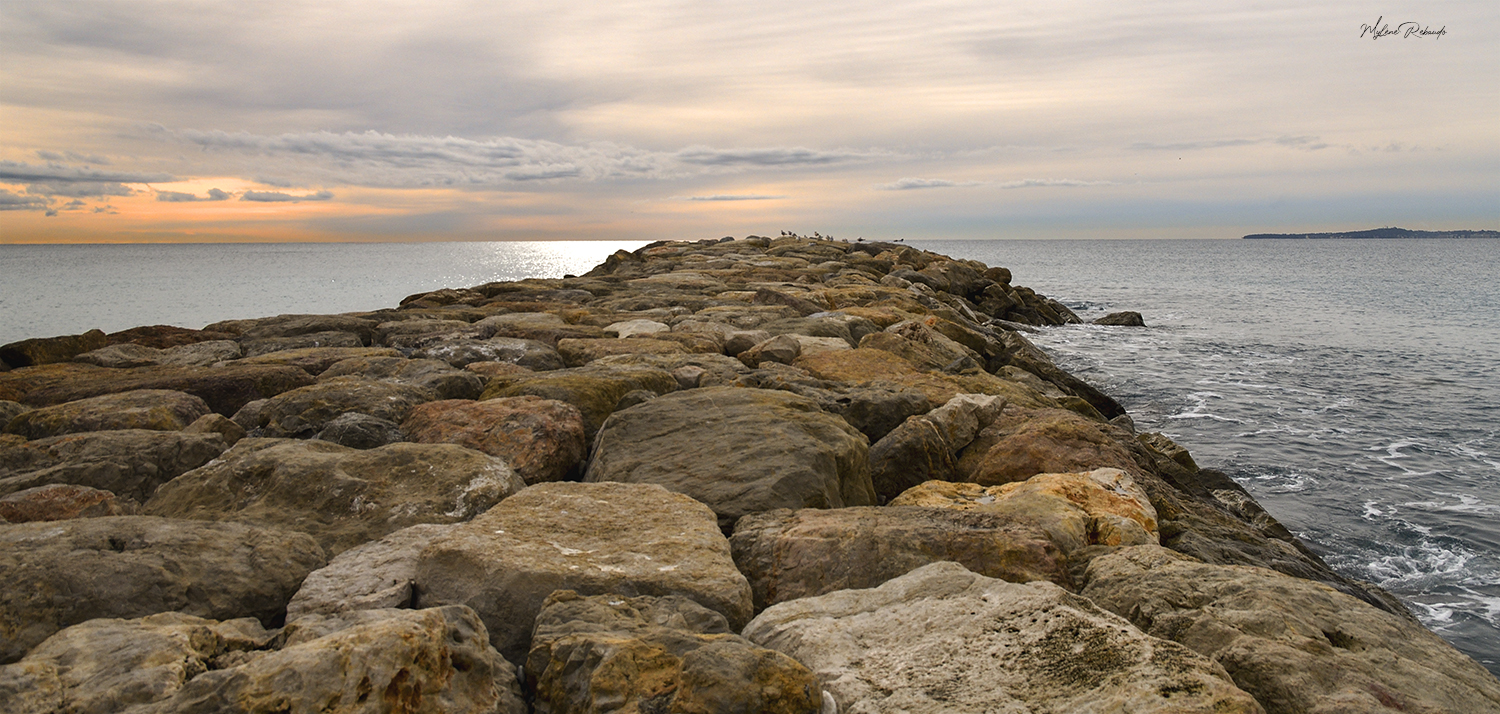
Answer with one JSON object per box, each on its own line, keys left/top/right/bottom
{"left": 1095, "top": 310, "right": 1146, "bottom": 326}
{"left": 6, "top": 606, "right": 526, "bottom": 714}
{"left": 412, "top": 481, "right": 754, "bottom": 663}
{"left": 156, "top": 339, "right": 242, "bottom": 366}
{"left": 603, "top": 318, "right": 670, "bottom": 337}
{"left": 586, "top": 386, "right": 874, "bottom": 530}
{"left": 1082, "top": 545, "right": 1500, "bottom": 714}
{"left": 737, "top": 334, "right": 802, "bottom": 367}
{"left": 0, "top": 330, "right": 108, "bottom": 368}
{"left": 403, "top": 396, "right": 586, "bottom": 484}
{"left": 556, "top": 337, "right": 689, "bottom": 367}
{"left": 240, "top": 330, "right": 367, "bottom": 358}
{"left": 481, "top": 365, "right": 678, "bottom": 440}
{"left": 144, "top": 439, "right": 524, "bottom": 554}
{"left": 867, "top": 393, "right": 1006, "bottom": 502}
{"left": 374, "top": 318, "right": 476, "bottom": 346}
{"left": 815, "top": 384, "right": 931, "bottom": 443}
{"left": 227, "top": 313, "right": 377, "bottom": 345}
{"left": 0, "top": 400, "right": 29, "bottom": 429}
{"left": 71, "top": 342, "right": 165, "bottom": 368}
{"left": 0, "top": 612, "right": 276, "bottom": 714}
{"left": 286, "top": 524, "right": 454, "bottom": 620}
{"left": 313, "top": 412, "right": 406, "bottom": 449}
{"left": 0, "top": 483, "right": 137, "bottom": 522}
{"left": 319, "top": 355, "right": 485, "bottom": 400}
{"left": 956, "top": 405, "right": 1140, "bottom": 485}
{"left": 0, "top": 516, "right": 326, "bottom": 663}
{"left": 5, "top": 389, "right": 211, "bottom": 439}
{"left": 415, "top": 336, "right": 566, "bottom": 370}
{"left": 732, "top": 506, "right": 1070, "bottom": 611}
{"left": 891, "top": 468, "right": 1159, "bottom": 556}
{"left": 181, "top": 412, "right": 245, "bottom": 446}
{"left": 527, "top": 590, "right": 822, "bottom": 714}
{"left": 1, "top": 362, "right": 315, "bottom": 416}
{"left": 232, "top": 346, "right": 401, "bottom": 374}
{"left": 592, "top": 352, "right": 753, "bottom": 387}
{"left": 476, "top": 312, "right": 607, "bottom": 346}
{"left": 232, "top": 377, "right": 435, "bottom": 438}
{"left": 0, "top": 429, "right": 228, "bottom": 502}
{"left": 744, "top": 561, "right": 1262, "bottom": 713}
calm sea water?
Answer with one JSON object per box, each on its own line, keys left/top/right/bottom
{"left": 2, "top": 237, "right": 1497, "bottom": 672}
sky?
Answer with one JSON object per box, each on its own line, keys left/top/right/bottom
{"left": 1, "top": 0, "right": 1496, "bottom": 243}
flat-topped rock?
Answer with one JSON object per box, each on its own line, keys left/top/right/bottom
{"left": 0, "top": 429, "right": 228, "bottom": 502}
{"left": 5, "top": 389, "right": 210, "bottom": 439}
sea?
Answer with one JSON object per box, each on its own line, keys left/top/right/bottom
{"left": 1, "top": 237, "right": 1497, "bottom": 674}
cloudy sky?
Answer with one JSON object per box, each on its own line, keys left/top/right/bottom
{"left": 1, "top": 1, "right": 1495, "bottom": 243}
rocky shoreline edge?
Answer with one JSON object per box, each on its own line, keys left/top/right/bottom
{"left": 2, "top": 235, "right": 1496, "bottom": 713}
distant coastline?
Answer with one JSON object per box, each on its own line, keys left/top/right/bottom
{"left": 1244, "top": 227, "right": 1499, "bottom": 240}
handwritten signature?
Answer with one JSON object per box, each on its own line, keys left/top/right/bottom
{"left": 1361, "top": 16, "right": 1446, "bottom": 39}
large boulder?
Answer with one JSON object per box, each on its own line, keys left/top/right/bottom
{"left": 731, "top": 506, "right": 1070, "bottom": 611}
{"left": 411, "top": 481, "right": 754, "bottom": 663}
{"left": 891, "top": 468, "right": 1159, "bottom": 556}
{"left": 286, "top": 524, "right": 455, "bottom": 621}
{"left": 402, "top": 397, "right": 587, "bottom": 484}
{"left": 556, "top": 337, "right": 690, "bottom": 367}
{"left": 1082, "top": 545, "right": 1500, "bottom": 714}
{"left": 232, "top": 377, "right": 435, "bottom": 438}
{"left": 5, "top": 390, "right": 211, "bottom": 439}
{"left": 3, "top": 606, "right": 525, "bottom": 714}
{"left": 71, "top": 342, "right": 165, "bottom": 368}
{"left": 956, "top": 405, "right": 1140, "bottom": 485}
{"left": 744, "top": 561, "right": 1262, "bottom": 713}
{"left": 527, "top": 590, "right": 822, "bottom": 714}
{"left": 227, "top": 313, "right": 378, "bottom": 345}
{"left": 0, "top": 516, "right": 326, "bottom": 663}
{"left": 585, "top": 386, "right": 875, "bottom": 530}
{"left": 0, "top": 429, "right": 228, "bottom": 503}
{"left": 144, "top": 439, "right": 525, "bottom": 555}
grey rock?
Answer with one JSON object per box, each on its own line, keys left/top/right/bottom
{"left": 0, "top": 429, "right": 228, "bottom": 502}
{"left": 313, "top": 412, "right": 406, "bottom": 449}
{"left": 231, "top": 377, "right": 435, "bottom": 438}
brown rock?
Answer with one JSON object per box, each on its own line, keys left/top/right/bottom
{"left": 585, "top": 386, "right": 874, "bottom": 531}
{"left": 402, "top": 396, "right": 587, "bottom": 484}
{"left": 0, "top": 515, "right": 326, "bottom": 663}
{"left": 1, "top": 362, "right": 315, "bottom": 416}
{"left": 71, "top": 342, "right": 165, "bottom": 368}
{"left": 232, "top": 346, "right": 402, "bottom": 374}
{"left": 956, "top": 405, "right": 1140, "bottom": 485}
{"left": 527, "top": 591, "right": 822, "bottom": 714}
{"left": 413, "top": 481, "right": 754, "bottom": 663}
{"left": 0, "top": 429, "right": 228, "bottom": 502}
{"left": 1082, "top": 545, "right": 1500, "bottom": 714}
{"left": 144, "top": 438, "right": 525, "bottom": 555}
{"left": 731, "top": 506, "right": 1071, "bottom": 611}
{"left": 0, "top": 330, "right": 107, "bottom": 368}
{"left": 0, "top": 483, "right": 136, "bottom": 522}
{"left": 182, "top": 412, "right": 246, "bottom": 446}
{"left": 481, "top": 365, "right": 678, "bottom": 440}
{"left": 106, "top": 324, "right": 239, "bottom": 349}
{"left": 232, "top": 377, "right": 435, "bottom": 438}
{"left": 5, "top": 389, "right": 211, "bottom": 439}
{"left": 556, "top": 336, "right": 688, "bottom": 367}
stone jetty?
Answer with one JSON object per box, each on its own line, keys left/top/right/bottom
{"left": 2, "top": 235, "right": 1497, "bottom": 713}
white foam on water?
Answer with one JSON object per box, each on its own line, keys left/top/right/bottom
{"left": 1362, "top": 501, "right": 1387, "bottom": 519}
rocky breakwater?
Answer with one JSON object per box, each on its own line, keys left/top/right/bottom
{"left": 1, "top": 235, "right": 1496, "bottom": 714}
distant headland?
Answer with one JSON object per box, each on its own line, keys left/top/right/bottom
{"left": 1244, "top": 227, "right": 1499, "bottom": 240}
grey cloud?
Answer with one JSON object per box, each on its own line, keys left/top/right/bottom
{"left": 175, "top": 129, "right": 671, "bottom": 185}
{"left": 240, "top": 189, "right": 334, "bottom": 202}
{"left": 0, "top": 189, "right": 50, "bottom": 211}
{"left": 0, "top": 160, "right": 174, "bottom": 185}
{"left": 25, "top": 181, "right": 136, "bottom": 198}
{"left": 998, "top": 178, "right": 1113, "bottom": 189}
{"left": 679, "top": 194, "right": 786, "bottom": 201}
{"left": 676, "top": 146, "right": 868, "bottom": 167}
{"left": 157, "top": 188, "right": 232, "bottom": 202}
{"left": 877, "top": 178, "right": 978, "bottom": 190}
{"left": 1131, "top": 136, "right": 1329, "bottom": 152}
{"left": 36, "top": 150, "right": 111, "bottom": 165}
